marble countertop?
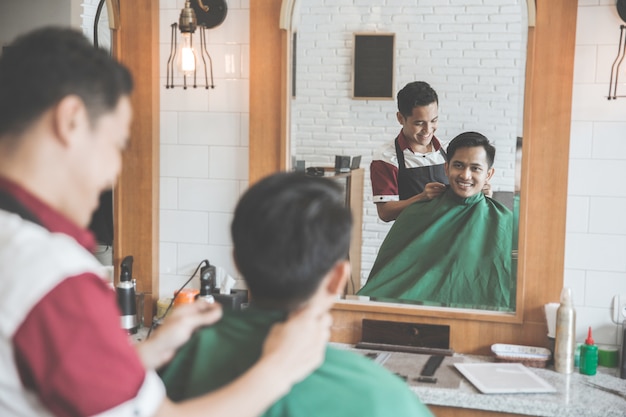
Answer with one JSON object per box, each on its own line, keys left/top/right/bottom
{"left": 331, "top": 344, "right": 626, "bottom": 417}
{"left": 414, "top": 357, "right": 625, "bottom": 417}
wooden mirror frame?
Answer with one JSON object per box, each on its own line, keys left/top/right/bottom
{"left": 111, "top": 0, "right": 160, "bottom": 326}
{"left": 250, "top": 0, "right": 577, "bottom": 354}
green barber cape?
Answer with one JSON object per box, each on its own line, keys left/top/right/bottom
{"left": 159, "top": 308, "right": 433, "bottom": 417}
{"left": 358, "top": 189, "right": 515, "bottom": 311}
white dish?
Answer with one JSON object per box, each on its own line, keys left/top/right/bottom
{"left": 491, "top": 343, "right": 551, "bottom": 360}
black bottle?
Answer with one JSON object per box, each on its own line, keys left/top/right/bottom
{"left": 116, "top": 255, "right": 138, "bottom": 334}
{"left": 196, "top": 263, "right": 216, "bottom": 304}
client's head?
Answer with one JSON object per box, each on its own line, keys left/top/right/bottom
{"left": 445, "top": 131, "right": 496, "bottom": 198}
{"left": 231, "top": 172, "right": 353, "bottom": 311}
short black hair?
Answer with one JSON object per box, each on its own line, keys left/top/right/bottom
{"left": 0, "top": 27, "right": 133, "bottom": 140}
{"left": 446, "top": 131, "right": 496, "bottom": 168}
{"left": 397, "top": 81, "right": 438, "bottom": 118}
{"left": 231, "top": 172, "right": 353, "bottom": 310}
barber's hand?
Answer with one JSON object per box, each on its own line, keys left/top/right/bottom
{"left": 260, "top": 304, "right": 332, "bottom": 386}
{"left": 422, "top": 182, "right": 447, "bottom": 200}
{"left": 136, "top": 301, "right": 223, "bottom": 370}
{"left": 482, "top": 183, "right": 493, "bottom": 198}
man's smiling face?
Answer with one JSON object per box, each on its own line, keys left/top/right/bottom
{"left": 445, "top": 146, "right": 495, "bottom": 198}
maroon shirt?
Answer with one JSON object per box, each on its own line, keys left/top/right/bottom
{"left": 1, "top": 177, "right": 146, "bottom": 417}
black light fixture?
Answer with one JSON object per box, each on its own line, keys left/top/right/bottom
{"left": 608, "top": 0, "right": 626, "bottom": 99}
{"left": 166, "top": 0, "right": 228, "bottom": 89}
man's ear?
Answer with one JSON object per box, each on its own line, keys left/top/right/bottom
{"left": 396, "top": 111, "right": 405, "bottom": 125}
{"left": 52, "top": 95, "right": 86, "bottom": 147}
{"left": 325, "top": 260, "right": 350, "bottom": 297}
{"left": 486, "top": 167, "right": 495, "bottom": 181}
{"left": 444, "top": 161, "right": 449, "bottom": 177}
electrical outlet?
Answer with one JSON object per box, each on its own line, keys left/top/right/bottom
{"left": 611, "top": 294, "right": 626, "bottom": 324}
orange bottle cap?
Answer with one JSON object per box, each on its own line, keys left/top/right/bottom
{"left": 173, "top": 288, "right": 199, "bottom": 306}
{"left": 585, "top": 326, "right": 594, "bottom": 345}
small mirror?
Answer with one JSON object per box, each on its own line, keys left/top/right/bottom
{"left": 87, "top": 0, "right": 115, "bottom": 267}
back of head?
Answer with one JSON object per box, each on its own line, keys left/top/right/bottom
{"left": 446, "top": 131, "right": 496, "bottom": 168}
{"left": 397, "top": 81, "right": 438, "bottom": 118}
{"left": 231, "top": 172, "right": 353, "bottom": 310}
{"left": 0, "top": 26, "right": 133, "bottom": 140}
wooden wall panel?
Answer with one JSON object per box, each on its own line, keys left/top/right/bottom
{"left": 250, "top": 0, "right": 285, "bottom": 183}
{"left": 113, "top": 0, "right": 159, "bottom": 324}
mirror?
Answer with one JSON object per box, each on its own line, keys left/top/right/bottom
{"left": 89, "top": 0, "right": 115, "bottom": 267}
{"left": 286, "top": 0, "right": 528, "bottom": 311}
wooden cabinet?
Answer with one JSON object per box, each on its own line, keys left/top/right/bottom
{"left": 429, "top": 406, "right": 525, "bottom": 417}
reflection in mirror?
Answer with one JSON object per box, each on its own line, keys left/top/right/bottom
{"left": 288, "top": 0, "right": 527, "bottom": 311}
{"left": 88, "top": 0, "right": 114, "bottom": 267}
{"left": 357, "top": 132, "right": 517, "bottom": 311}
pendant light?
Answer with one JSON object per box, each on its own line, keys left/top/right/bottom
{"left": 165, "top": 0, "right": 228, "bottom": 89}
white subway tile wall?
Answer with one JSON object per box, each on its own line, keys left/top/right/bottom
{"left": 158, "top": 0, "right": 249, "bottom": 291}
{"left": 567, "top": 3, "right": 626, "bottom": 347}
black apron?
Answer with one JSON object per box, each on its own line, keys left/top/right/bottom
{"left": 395, "top": 137, "right": 448, "bottom": 200}
{"left": 0, "top": 189, "right": 42, "bottom": 226}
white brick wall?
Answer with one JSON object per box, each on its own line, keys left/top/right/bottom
{"left": 291, "top": 0, "right": 526, "bottom": 282}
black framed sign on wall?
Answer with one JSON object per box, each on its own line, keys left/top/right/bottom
{"left": 352, "top": 33, "right": 395, "bottom": 100}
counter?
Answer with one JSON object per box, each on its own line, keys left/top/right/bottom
{"left": 133, "top": 329, "right": 624, "bottom": 416}
{"left": 332, "top": 343, "right": 626, "bottom": 417}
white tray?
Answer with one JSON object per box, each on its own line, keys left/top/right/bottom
{"left": 454, "top": 363, "right": 556, "bottom": 394}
